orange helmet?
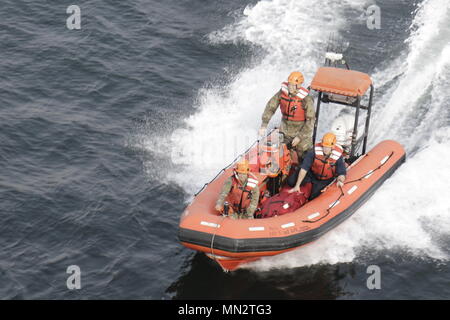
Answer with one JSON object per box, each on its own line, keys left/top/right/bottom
{"left": 235, "top": 159, "right": 249, "bottom": 174}
{"left": 288, "top": 71, "right": 304, "bottom": 85}
{"left": 322, "top": 132, "right": 337, "bottom": 148}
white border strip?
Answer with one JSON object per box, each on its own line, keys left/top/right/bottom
{"left": 348, "top": 185, "right": 358, "bottom": 195}
{"left": 281, "top": 222, "right": 295, "bottom": 229}
{"left": 365, "top": 170, "right": 374, "bottom": 179}
{"left": 329, "top": 200, "right": 340, "bottom": 208}
{"left": 249, "top": 226, "right": 265, "bottom": 231}
{"left": 200, "top": 221, "right": 220, "bottom": 228}
{"left": 307, "top": 212, "right": 320, "bottom": 220}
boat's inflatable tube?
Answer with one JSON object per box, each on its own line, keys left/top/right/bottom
{"left": 179, "top": 140, "right": 405, "bottom": 266}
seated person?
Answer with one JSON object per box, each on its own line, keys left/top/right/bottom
{"left": 215, "top": 159, "right": 259, "bottom": 219}
{"left": 288, "top": 132, "right": 346, "bottom": 199}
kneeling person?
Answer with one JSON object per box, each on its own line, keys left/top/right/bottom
{"left": 215, "top": 159, "right": 260, "bottom": 219}
{"left": 289, "top": 132, "right": 346, "bottom": 199}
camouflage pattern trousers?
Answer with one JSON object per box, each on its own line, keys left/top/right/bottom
{"left": 280, "top": 120, "right": 313, "bottom": 163}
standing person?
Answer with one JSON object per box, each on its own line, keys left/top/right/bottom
{"left": 288, "top": 132, "right": 346, "bottom": 200}
{"left": 258, "top": 71, "right": 315, "bottom": 163}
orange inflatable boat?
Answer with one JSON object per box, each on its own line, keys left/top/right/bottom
{"left": 179, "top": 60, "right": 406, "bottom": 271}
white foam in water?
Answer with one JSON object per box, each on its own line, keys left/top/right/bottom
{"left": 153, "top": 0, "right": 450, "bottom": 269}
{"left": 370, "top": 0, "right": 450, "bottom": 150}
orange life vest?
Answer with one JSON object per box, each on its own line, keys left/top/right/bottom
{"left": 279, "top": 82, "right": 309, "bottom": 122}
{"left": 258, "top": 143, "right": 291, "bottom": 177}
{"left": 227, "top": 172, "right": 259, "bottom": 213}
{"left": 310, "top": 143, "right": 344, "bottom": 180}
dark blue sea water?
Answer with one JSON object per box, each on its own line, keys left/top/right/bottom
{"left": 1, "top": 0, "right": 449, "bottom": 299}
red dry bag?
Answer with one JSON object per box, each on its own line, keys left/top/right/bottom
{"left": 259, "top": 183, "right": 312, "bottom": 218}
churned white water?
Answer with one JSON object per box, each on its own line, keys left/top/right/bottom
{"left": 166, "top": 0, "right": 450, "bottom": 270}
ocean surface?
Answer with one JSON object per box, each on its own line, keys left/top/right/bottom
{"left": 1, "top": 0, "right": 449, "bottom": 299}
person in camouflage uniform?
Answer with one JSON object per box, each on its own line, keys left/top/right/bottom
{"left": 258, "top": 71, "right": 315, "bottom": 163}
{"left": 215, "top": 160, "right": 260, "bottom": 219}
